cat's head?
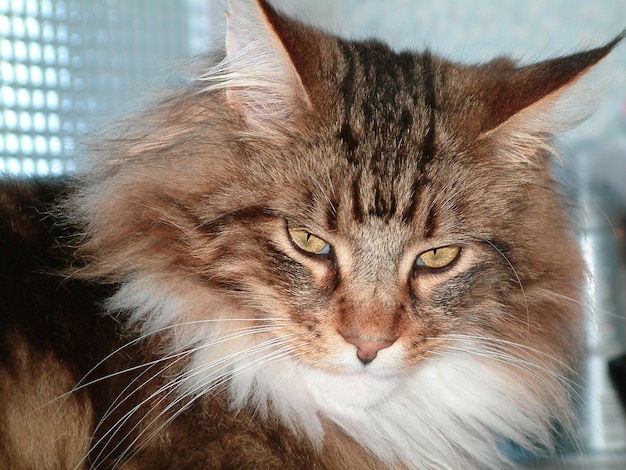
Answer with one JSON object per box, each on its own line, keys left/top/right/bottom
{"left": 72, "top": 0, "right": 622, "bottom": 463}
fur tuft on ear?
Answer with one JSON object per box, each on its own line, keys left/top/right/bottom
{"left": 202, "top": 0, "right": 311, "bottom": 130}
{"left": 479, "top": 31, "right": 624, "bottom": 164}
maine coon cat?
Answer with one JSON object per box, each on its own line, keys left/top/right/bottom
{"left": 0, "top": 1, "right": 623, "bottom": 468}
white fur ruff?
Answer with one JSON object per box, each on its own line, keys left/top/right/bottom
{"left": 109, "top": 277, "right": 564, "bottom": 470}
{"left": 226, "top": 349, "right": 557, "bottom": 470}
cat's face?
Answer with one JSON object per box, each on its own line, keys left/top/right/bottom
{"left": 182, "top": 87, "right": 566, "bottom": 414}
{"left": 188, "top": 105, "right": 565, "bottom": 403}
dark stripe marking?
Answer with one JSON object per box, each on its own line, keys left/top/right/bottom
{"left": 424, "top": 203, "right": 439, "bottom": 238}
{"left": 197, "top": 206, "right": 271, "bottom": 236}
{"left": 339, "top": 122, "right": 359, "bottom": 153}
{"left": 351, "top": 172, "right": 365, "bottom": 224}
{"left": 402, "top": 179, "right": 423, "bottom": 223}
{"left": 326, "top": 196, "right": 339, "bottom": 231}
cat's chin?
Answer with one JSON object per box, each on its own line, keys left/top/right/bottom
{"left": 303, "top": 367, "right": 404, "bottom": 409}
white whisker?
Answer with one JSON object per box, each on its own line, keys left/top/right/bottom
{"left": 49, "top": 317, "right": 288, "bottom": 408}
{"left": 431, "top": 333, "right": 585, "bottom": 422}
{"left": 436, "top": 333, "right": 579, "bottom": 377}
{"left": 105, "top": 336, "right": 300, "bottom": 467}
{"left": 74, "top": 322, "right": 292, "bottom": 469}
{"left": 92, "top": 323, "right": 283, "bottom": 433}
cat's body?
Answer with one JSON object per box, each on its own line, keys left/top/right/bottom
{"left": 0, "top": 1, "right": 623, "bottom": 468}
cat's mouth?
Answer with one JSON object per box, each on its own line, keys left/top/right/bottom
{"left": 303, "top": 365, "right": 405, "bottom": 409}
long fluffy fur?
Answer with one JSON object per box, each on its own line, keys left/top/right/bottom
{"left": 1, "top": 1, "right": 622, "bottom": 469}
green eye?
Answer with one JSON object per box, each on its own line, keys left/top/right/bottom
{"left": 417, "top": 245, "right": 461, "bottom": 269}
{"left": 288, "top": 228, "right": 331, "bottom": 255}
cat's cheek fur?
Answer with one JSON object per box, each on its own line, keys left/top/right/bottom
{"left": 314, "top": 348, "right": 566, "bottom": 468}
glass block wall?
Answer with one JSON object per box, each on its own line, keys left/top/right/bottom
{"left": 0, "top": 0, "right": 212, "bottom": 176}
{"left": 1, "top": 0, "right": 73, "bottom": 174}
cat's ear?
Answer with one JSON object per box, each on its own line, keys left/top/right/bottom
{"left": 214, "top": 0, "right": 312, "bottom": 129}
{"left": 479, "top": 31, "right": 624, "bottom": 160}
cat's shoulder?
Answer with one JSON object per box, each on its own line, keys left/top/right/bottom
{"left": 0, "top": 177, "right": 72, "bottom": 251}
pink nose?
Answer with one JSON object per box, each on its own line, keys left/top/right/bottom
{"left": 342, "top": 336, "right": 395, "bottom": 364}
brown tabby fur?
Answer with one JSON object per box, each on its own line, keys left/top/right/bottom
{"left": 0, "top": 1, "right": 623, "bottom": 468}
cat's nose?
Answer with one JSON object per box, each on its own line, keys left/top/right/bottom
{"left": 342, "top": 336, "right": 395, "bottom": 365}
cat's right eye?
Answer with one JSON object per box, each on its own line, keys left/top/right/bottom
{"left": 416, "top": 245, "right": 461, "bottom": 269}
{"left": 288, "top": 227, "right": 331, "bottom": 255}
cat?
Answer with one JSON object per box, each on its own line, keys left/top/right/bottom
{"left": 0, "top": 0, "right": 623, "bottom": 468}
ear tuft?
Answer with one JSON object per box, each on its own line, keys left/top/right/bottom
{"left": 203, "top": 0, "right": 311, "bottom": 130}
{"left": 480, "top": 31, "right": 624, "bottom": 164}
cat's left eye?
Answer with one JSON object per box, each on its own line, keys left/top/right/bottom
{"left": 416, "top": 245, "right": 461, "bottom": 269}
{"left": 288, "top": 228, "right": 331, "bottom": 255}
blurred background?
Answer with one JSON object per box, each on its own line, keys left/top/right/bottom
{"left": 1, "top": 0, "right": 625, "bottom": 467}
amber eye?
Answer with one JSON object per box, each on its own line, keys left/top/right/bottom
{"left": 288, "top": 228, "right": 331, "bottom": 255}
{"left": 417, "top": 245, "right": 461, "bottom": 269}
